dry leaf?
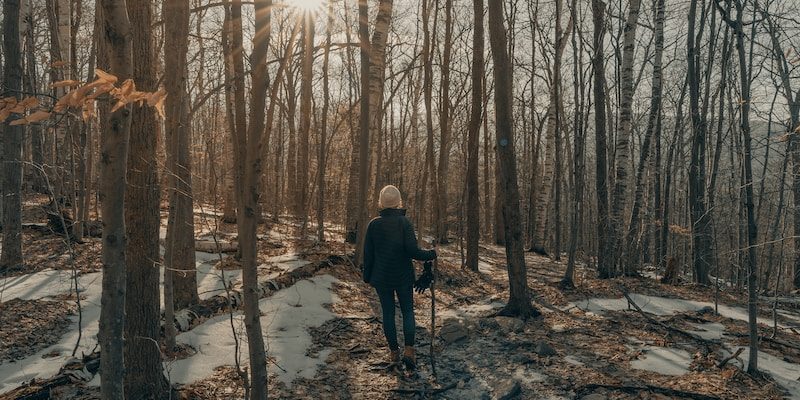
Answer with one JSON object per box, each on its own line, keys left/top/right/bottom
{"left": 51, "top": 80, "right": 82, "bottom": 88}
{"left": 82, "top": 101, "right": 95, "bottom": 121}
{"left": 9, "top": 118, "right": 29, "bottom": 126}
{"left": 26, "top": 110, "right": 51, "bottom": 123}
{"left": 50, "top": 60, "right": 68, "bottom": 68}
{"left": 95, "top": 68, "right": 118, "bottom": 84}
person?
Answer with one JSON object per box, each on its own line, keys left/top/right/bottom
{"left": 362, "top": 185, "right": 437, "bottom": 370}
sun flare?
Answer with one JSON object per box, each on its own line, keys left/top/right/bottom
{"left": 287, "top": 0, "right": 326, "bottom": 13}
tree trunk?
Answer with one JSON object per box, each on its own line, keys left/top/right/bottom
{"left": 465, "top": 0, "right": 484, "bottom": 272}
{"left": 609, "top": 0, "right": 641, "bottom": 274}
{"left": 317, "top": 4, "right": 333, "bottom": 242}
{"left": 435, "top": 0, "right": 453, "bottom": 244}
{"left": 164, "top": 0, "right": 199, "bottom": 311}
{"left": 623, "top": 0, "right": 665, "bottom": 274}
{"left": 354, "top": 0, "right": 371, "bottom": 265}
{"left": 1, "top": 0, "right": 24, "bottom": 271}
{"left": 97, "top": 0, "right": 133, "bottom": 397}
{"left": 124, "top": 0, "right": 165, "bottom": 396}
{"left": 298, "top": 14, "right": 314, "bottom": 233}
{"left": 688, "top": 0, "right": 712, "bottom": 285}
{"left": 592, "top": 0, "right": 612, "bottom": 279}
{"left": 237, "top": 0, "right": 272, "bottom": 396}
{"left": 488, "top": 0, "right": 539, "bottom": 319}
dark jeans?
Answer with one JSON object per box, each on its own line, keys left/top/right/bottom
{"left": 375, "top": 284, "right": 415, "bottom": 350}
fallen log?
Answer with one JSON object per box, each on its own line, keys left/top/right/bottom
{"left": 194, "top": 239, "right": 238, "bottom": 253}
{"left": 170, "top": 254, "right": 349, "bottom": 331}
{"left": 619, "top": 287, "right": 719, "bottom": 346}
{"left": 0, "top": 353, "right": 100, "bottom": 400}
{"left": 574, "top": 383, "right": 720, "bottom": 400}
{"left": 717, "top": 347, "right": 744, "bottom": 369}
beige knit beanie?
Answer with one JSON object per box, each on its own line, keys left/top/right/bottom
{"left": 378, "top": 185, "right": 403, "bottom": 209}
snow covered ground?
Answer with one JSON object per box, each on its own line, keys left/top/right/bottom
{"left": 166, "top": 274, "right": 339, "bottom": 386}
{"left": 0, "top": 271, "right": 103, "bottom": 393}
{"left": 569, "top": 293, "right": 793, "bottom": 329}
{"left": 0, "top": 242, "right": 332, "bottom": 395}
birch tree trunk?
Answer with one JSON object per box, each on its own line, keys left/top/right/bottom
{"left": 609, "top": 0, "right": 641, "bottom": 274}
{"left": 623, "top": 0, "right": 665, "bottom": 274}
{"left": 97, "top": 0, "right": 133, "bottom": 396}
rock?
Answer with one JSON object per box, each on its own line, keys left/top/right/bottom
{"left": 534, "top": 341, "right": 557, "bottom": 357}
{"left": 494, "top": 380, "right": 522, "bottom": 400}
{"left": 696, "top": 306, "right": 715, "bottom": 315}
{"left": 440, "top": 319, "right": 468, "bottom": 343}
{"left": 495, "top": 316, "right": 524, "bottom": 334}
{"left": 580, "top": 394, "right": 607, "bottom": 400}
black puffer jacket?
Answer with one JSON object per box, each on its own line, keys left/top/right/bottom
{"left": 362, "top": 208, "right": 436, "bottom": 288}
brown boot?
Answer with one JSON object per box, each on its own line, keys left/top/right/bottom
{"left": 402, "top": 346, "right": 416, "bottom": 370}
{"left": 389, "top": 349, "right": 400, "bottom": 364}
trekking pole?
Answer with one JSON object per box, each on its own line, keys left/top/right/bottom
{"left": 430, "top": 239, "right": 438, "bottom": 377}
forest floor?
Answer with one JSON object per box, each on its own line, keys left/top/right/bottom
{"left": 1, "top": 195, "right": 800, "bottom": 399}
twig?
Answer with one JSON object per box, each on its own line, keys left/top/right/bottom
{"left": 717, "top": 347, "right": 744, "bottom": 368}
{"left": 390, "top": 381, "right": 458, "bottom": 395}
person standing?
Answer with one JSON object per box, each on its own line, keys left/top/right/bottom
{"left": 362, "top": 185, "right": 438, "bottom": 370}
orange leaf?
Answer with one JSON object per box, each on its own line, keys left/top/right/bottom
{"left": 51, "top": 80, "right": 82, "bottom": 88}
{"left": 117, "top": 79, "right": 136, "bottom": 98}
{"left": 95, "top": 68, "right": 118, "bottom": 84}
{"left": 111, "top": 100, "right": 127, "bottom": 113}
{"left": 82, "top": 101, "right": 95, "bottom": 121}
{"left": 9, "top": 117, "right": 29, "bottom": 126}
{"left": 26, "top": 110, "right": 51, "bottom": 123}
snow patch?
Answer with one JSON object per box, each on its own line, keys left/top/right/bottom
{"left": 630, "top": 346, "right": 692, "bottom": 376}
{"left": 166, "top": 275, "right": 339, "bottom": 387}
{"left": 687, "top": 322, "right": 726, "bottom": 341}
{"left": 724, "top": 347, "right": 800, "bottom": 398}
{"left": 0, "top": 269, "right": 78, "bottom": 303}
{"left": 0, "top": 272, "right": 103, "bottom": 394}
{"left": 569, "top": 293, "right": 791, "bottom": 328}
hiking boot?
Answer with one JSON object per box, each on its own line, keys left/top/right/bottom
{"left": 389, "top": 349, "right": 400, "bottom": 364}
{"left": 402, "top": 346, "right": 416, "bottom": 370}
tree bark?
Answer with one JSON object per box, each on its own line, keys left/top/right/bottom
{"left": 1, "top": 0, "right": 24, "bottom": 271}
{"left": 124, "top": 0, "right": 165, "bottom": 396}
{"left": 592, "top": 0, "right": 612, "bottom": 279}
{"left": 97, "top": 0, "right": 133, "bottom": 397}
{"left": 354, "top": 0, "right": 371, "bottom": 265}
{"left": 465, "top": 0, "right": 484, "bottom": 271}
{"left": 164, "top": 0, "right": 199, "bottom": 312}
{"left": 609, "top": 0, "right": 641, "bottom": 274}
{"left": 487, "top": 0, "right": 539, "bottom": 319}
{"left": 236, "top": 0, "right": 271, "bottom": 396}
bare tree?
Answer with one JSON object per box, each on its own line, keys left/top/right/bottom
{"left": 1, "top": 0, "right": 25, "bottom": 272}
{"left": 488, "top": 0, "right": 539, "bottom": 319}
{"left": 96, "top": 0, "right": 133, "bottom": 396}
{"left": 465, "top": 0, "right": 484, "bottom": 271}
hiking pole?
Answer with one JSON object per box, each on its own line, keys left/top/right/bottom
{"left": 430, "top": 239, "right": 438, "bottom": 377}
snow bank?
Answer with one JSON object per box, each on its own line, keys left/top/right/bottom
{"left": 569, "top": 293, "right": 790, "bottom": 328}
{"left": 0, "top": 272, "right": 103, "bottom": 394}
{"left": 687, "top": 322, "right": 726, "bottom": 341}
{"left": 630, "top": 346, "right": 692, "bottom": 376}
{"left": 166, "top": 274, "right": 339, "bottom": 387}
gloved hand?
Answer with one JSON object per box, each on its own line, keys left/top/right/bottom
{"left": 414, "top": 261, "right": 434, "bottom": 294}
